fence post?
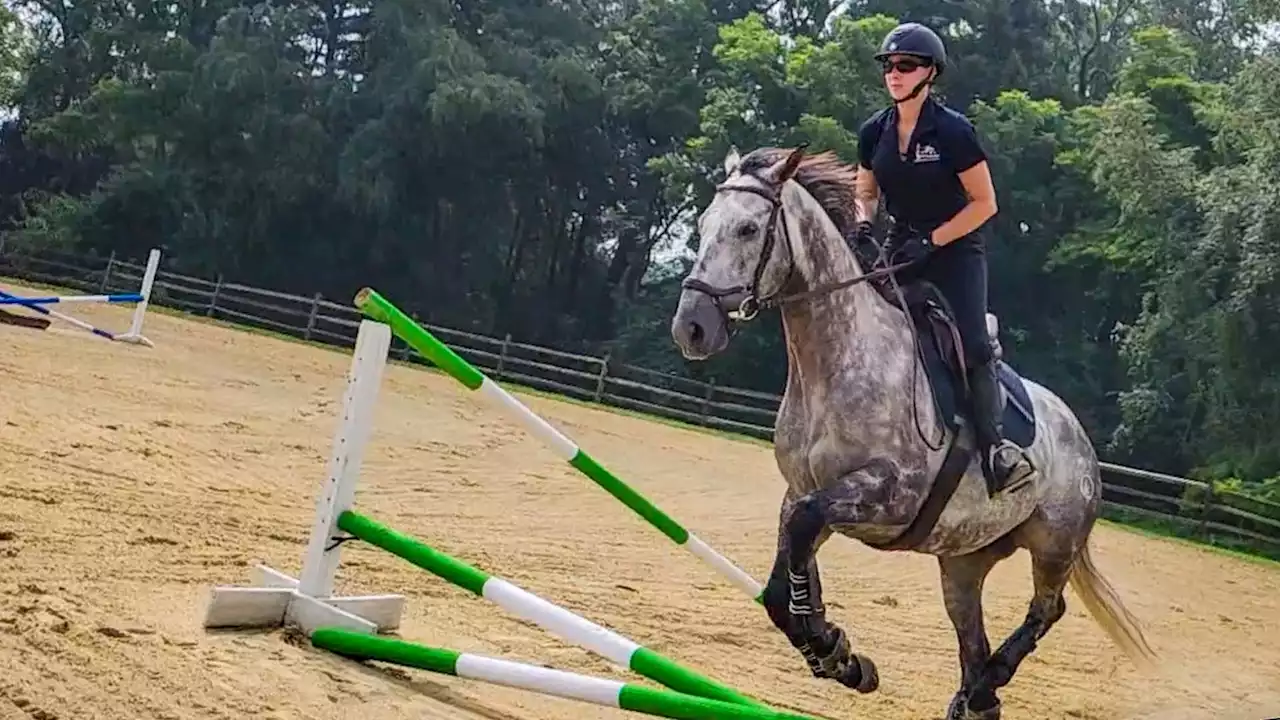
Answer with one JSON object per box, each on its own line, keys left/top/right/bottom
{"left": 304, "top": 292, "right": 322, "bottom": 341}
{"left": 592, "top": 350, "right": 610, "bottom": 403}
{"left": 100, "top": 250, "right": 116, "bottom": 292}
{"left": 496, "top": 333, "right": 511, "bottom": 379}
{"left": 208, "top": 274, "right": 224, "bottom": 317}
{"left": 1196, "top": 483, "right": 1216, "bottom": 539}
{"left": 699, "top": 378, "right": 717, "bottom": 421}
{"left": 400, "top": 313, "right": 417, "bottom": 361}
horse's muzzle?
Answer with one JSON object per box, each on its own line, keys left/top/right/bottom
{"left": 671, "top": 289, "right": 731, "bottom": 360}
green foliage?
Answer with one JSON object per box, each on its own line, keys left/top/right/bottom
{"left": 2, "top": 0, "right": 1279, "bottom": 510}
{"left": 0, "top": 5, "right": 33, "bottom": 109}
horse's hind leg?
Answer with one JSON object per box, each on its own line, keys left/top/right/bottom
{"left": 939, "top": 535, "right": 1019, "bottom": 720}
{"left": 960, "top": 516, "right": 1080, "bottom": 718}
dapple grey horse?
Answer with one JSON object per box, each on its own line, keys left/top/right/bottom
{"left": 670, "top": 145, "right": 1156, "bottom": 719}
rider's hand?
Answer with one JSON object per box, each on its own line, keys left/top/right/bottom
{"left": 844, "top": 220, "right": 873, "bottom": 250}
{"left": 892, "top": 228, "right": 935, "bottom": 264}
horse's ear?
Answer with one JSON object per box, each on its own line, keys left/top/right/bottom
{"left": 764, "top": 144, "right": 807, "bottom": 186}
{"left": 723, "top": 146, "right": 741, "bottom": 176}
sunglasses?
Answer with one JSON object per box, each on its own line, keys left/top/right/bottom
{"left": 881, "top": 57, "right": 931, "bottom": 74}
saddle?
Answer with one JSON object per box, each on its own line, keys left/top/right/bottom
{"left": 855, "top": 247, "right": 1038, "bottom": 552}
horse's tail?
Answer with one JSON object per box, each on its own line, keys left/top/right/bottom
{"left": 1067, "top": 540, "right": 1158, "bottom": 668}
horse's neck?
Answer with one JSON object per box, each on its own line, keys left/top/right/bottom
{"left": 778, "top": 186, "right": 915, "bottom": 399}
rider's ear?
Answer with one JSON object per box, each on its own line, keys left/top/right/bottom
{"left": 763, "top": 145, "right": 807, "bottom": 186}
{"left": 723, "top": 146, "right": 741, "bottom": 176}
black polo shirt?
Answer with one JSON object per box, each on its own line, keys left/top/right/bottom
{"left": 857, "top": 98, "right": 989, "bottom": 248}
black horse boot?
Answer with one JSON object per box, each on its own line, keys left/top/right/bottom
{"left": 968, "top": 360, "right": 1035, "bottom": 497}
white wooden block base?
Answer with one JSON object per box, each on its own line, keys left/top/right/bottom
{"left": 204, "top": 322, "right": 403, "bottom": 639}
{"left": 204, "top": 564, "right": 405, "bottom": 636}
{"left": 114, "top": 332, "right": 154, "bottom": 347}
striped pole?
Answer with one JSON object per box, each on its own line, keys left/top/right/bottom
{"left": 0, "top": 288, "right": 122, "bottom": 340}
{"left": 311, "top": 629, "right": 820, "bottom": 720}
{"left": 0, "top": 292, "right": 144, "bottom": 305}
{"left": 337, "top": 511, "right": 763, "bottom": 708}
{"left": 353, "top": 287, "right": 765, "bottom": 604}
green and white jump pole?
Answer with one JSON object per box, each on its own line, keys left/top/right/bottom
{"left": 311, "top": 629, "right": 818, "bottom": 720}
{"left": 353, "top": 287, "right": 766, "bottom": 604}
{"left": 336, "top": 510, "right": 765, "bottom": 708}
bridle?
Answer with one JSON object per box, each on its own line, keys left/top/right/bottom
{"left": 679, "top": 179, "right": 793, "bottom": 322}
{"left": 679, "top": 171, "right": 921, "bottom": 323}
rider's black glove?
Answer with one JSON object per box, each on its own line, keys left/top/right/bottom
{"left": 844, "top": 220, "right": 873, "bottom": 251}
{"left": 886, "top": 223, "right": 936, "bottom": 265}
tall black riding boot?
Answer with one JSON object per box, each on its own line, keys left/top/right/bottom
{"left": 968, "top": 360, "right": 1035, "bottom": 497}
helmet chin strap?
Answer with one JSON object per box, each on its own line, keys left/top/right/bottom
{"left": 892, "top": 68, "right": 936, "bottom": 105}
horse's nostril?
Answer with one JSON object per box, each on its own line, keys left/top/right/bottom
{"left": 688, "top": 321, "right": 705, "bottom": 345}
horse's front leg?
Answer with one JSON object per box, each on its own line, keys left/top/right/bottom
{"left": 761, "top": 479, "right": 889, "bottom": 694}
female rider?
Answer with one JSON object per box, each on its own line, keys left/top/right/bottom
{"left": 847, "top": 21, "right": 1035, "bottom": 498}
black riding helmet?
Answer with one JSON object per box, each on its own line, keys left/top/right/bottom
{"left": 875, "top": 22, "right": 947, "bottom": 73}
{"left": 875, "top": 22, "right": 946, "bottom": 103}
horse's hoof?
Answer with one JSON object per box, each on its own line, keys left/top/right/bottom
{"left": 848, "top": 653, "right": 878, "bottom": 693}
{"left": 947, "top": 693, "right": 1000, "bottom": 720}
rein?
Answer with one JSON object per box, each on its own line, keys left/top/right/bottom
{"left": 680, "top": 173, "right": 918, "bottom": 321}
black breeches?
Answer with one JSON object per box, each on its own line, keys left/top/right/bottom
{"left": 915, "top": 242, "right": 994, "bottom": 369}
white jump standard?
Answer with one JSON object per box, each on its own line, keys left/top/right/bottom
{"left": 0, "top": 248, "right": 162, "bottom": 346}
{"left": 204, "top": 319, "right": 406, "bottom": 634}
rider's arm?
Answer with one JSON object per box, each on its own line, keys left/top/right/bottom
{"left": 854, "top": 166, "right": 879, "bottom": 224}
{"left": 931, "top": 121, "right": 997, "bottom": 247}
{"left": 854, "top": 114, "right": 884, "bottom": 224}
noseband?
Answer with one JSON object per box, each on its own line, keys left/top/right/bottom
{"left": 680, "top": 172, "right": 915, "bottom": 322}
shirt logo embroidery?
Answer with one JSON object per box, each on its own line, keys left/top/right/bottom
{"left": 914, "top": 144, "right": 940, "bottom": 163}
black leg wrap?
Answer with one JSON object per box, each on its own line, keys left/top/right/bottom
{"left": 764, "top": 599, "right": 878, "bottom": 694}
{"left": 762, "top": 561, "right": 827, "bottom": 645}
{"left": 798, "top": 626, "right": 879, "bottom": 693}
{"left": 762, "top": 565, "right": 793, "bottom": 633}
{"left": 763, "top": 492, "right": 880, "bottom": 694}
{"left": 785, "top": 495, "right": 827, "bottom": 568}
{"left": 762, "top": 562, "right": 828, "bottom": 654}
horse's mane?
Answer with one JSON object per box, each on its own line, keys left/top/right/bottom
{"left": 736, "top": 147, "right": 861, "bottom": 238}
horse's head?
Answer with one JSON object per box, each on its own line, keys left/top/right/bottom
{"left": 671, "top": 145, "right": 807, "bottom": 360}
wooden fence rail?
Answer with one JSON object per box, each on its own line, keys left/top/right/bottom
{"left": 1, "top": 246, "right": 1277, "bottom": 557}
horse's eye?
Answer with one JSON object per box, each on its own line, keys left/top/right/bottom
{"left": 738, "top": 222, "right": 758, "bottom": 237}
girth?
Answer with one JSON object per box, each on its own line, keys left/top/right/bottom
{"left": 861, "top": 433, "right": 974, "bottom": 552}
